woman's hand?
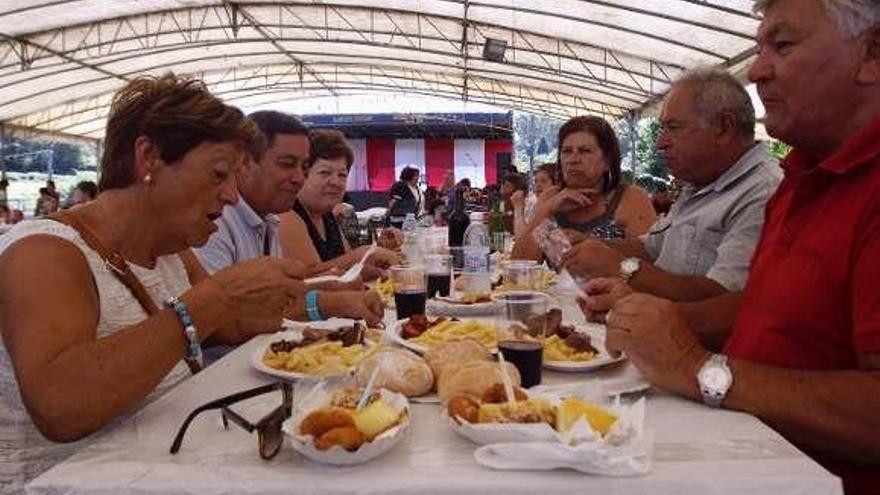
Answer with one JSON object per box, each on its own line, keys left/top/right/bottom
{"left": 203, "top": 257, "right": 306, "bottom": 323}
{"left": 510, "top": 190, "right": 526, "bottom": 211}
{"left": 547, "top": 187, "right": 600, "bottom": 214}
{"left": 377, "top": 227, "right": 403, "bottom": 250}
{"left": 320, "top": 290, "right": 385, "bottom": 327}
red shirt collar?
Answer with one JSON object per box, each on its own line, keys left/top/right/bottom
{"left": 781, "top": 116, "right": 880, "bottom": 175}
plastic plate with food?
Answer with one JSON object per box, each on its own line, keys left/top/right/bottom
{"left": 252, "top": 321, "right": 377, "bottom": 380}
{"left": 389, "top": 315, "right": 498, "bottom": 354}
{"left": 284, "top": 386, "right": 410, "bottom": 465}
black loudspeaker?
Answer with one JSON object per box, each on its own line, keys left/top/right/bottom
{"left": 496, "top": 152, "right": 512, "bottom": 182}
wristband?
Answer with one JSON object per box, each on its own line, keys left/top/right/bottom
{"left": 306, "top": 290, "right": 324, "bottom": 321}
{"left": 165, "top": 296, "right": 203, "bottom": 373}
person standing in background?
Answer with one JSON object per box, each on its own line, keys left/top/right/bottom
{"left": 386, "top": 166, "right": 422, "bottom": 228}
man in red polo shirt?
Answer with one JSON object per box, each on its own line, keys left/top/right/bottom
{"left": 602, "top": 0, "right": 880, "bottom": 493}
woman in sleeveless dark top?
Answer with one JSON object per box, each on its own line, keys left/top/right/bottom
{"left": 278, "top": 130, "right": 402, "bottom": 280}
{"left": 511, "top": 116, "right": 656, "bottom": 262}
{"left": 292, "top": 199, "right": 346, "bottom": 262}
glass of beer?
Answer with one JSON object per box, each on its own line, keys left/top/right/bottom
{"left": 390, "top": 264, "right": 427, "bottom": 320}
{"left": 425, "top": 254, "right": 453, "bottom": 299}
{"left": 495, "top": 291, "right": 550, "bottom": 387}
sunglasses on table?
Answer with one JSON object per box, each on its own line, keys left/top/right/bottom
{"left": 170, "top": 382, "right": 293, "bottom": 460}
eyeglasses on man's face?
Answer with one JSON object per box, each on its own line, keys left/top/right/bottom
{"left": 170, "top": 382, "right": 293, "bottom": 460}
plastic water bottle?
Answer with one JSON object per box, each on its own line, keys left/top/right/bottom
{"left": 402, "top": 213, "right": 417, "bottom": 236}
{"left": 461, "top": 212, "right": 491, "bottom": 294}
{"left": 401, "top": 213, "right": 420, "bottom": 261}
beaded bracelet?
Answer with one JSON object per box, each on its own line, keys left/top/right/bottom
{"left": 165, "top": 296, "right": 204, "bottom": 372}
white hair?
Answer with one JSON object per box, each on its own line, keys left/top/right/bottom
{"left": 754, "top": 0, "right": 880, "bottom": 39}
{"left": 673, "top": 68, "right": 756, "bottom": 138}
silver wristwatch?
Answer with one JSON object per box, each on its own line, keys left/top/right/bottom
{"left": 697, "top": 354, "right": 733, "bottom": 408}
{"left": 619, "top": 257, "right": 640, "bottom": 282}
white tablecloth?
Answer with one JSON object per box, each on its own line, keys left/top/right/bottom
{"left": 26, "top": 303, "right": 842, "bottom": 495}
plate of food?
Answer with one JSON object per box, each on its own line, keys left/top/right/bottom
{"left": 428, "top": 291, "right": 497, "bottom": 316}
{"left": 390, "top": 315, "right": 498, "bottom": 354}
{"left": 542, "top": 322, "right": 625, "bottom": 372}
{"left": 285, "top": 386, "right": 410, "bottom": 465}
{"left": 495, "top": 309, "right": 624, "bottom": 372}
{"left": 444, "top": 382, "right": 639, "bottom": 447}
{"left": 253, "top": 322, "right": 376, "bottom": 380}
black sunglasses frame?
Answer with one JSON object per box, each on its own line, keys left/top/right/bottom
{"left": 169, "top": 382, "right": 293, "bottom": 458}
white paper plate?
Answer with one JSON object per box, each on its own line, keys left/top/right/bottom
{"left": 285, "top": 388, "right": 410, "bottom": 465}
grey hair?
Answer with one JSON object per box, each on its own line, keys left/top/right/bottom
{"left": 672, "top": 68, "right": 756, "bottom": 138}
{"left": 754, "top": 0, "right": 880, "bottom": 39}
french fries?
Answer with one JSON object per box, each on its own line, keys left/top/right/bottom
{"left": 410, "top": 319, "right": 497, "bottom": 349}
{"left": 263, "top": 341, "right": 369, "bottom": 375}
{"left": 543, "top": 335, "right": 597, "bottom": 362}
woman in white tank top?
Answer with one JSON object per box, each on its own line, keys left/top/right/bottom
{"left": 0, "top": 74, "right": 306, "bottom": 495}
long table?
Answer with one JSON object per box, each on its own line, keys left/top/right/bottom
{"left": 27, "top": 303, "right": 842, "bottom": 495}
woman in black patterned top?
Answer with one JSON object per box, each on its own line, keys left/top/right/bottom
{"left": 512, "top": 116, "right": 657, "bottom": 262}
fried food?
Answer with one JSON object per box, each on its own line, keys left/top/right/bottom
{"left": 401, "top": 314, "right": 442, "bottom": 339}
{"left": 409, "top": 319, "right": 497, "bottom": 350}
{"left": 543, "top": 334, "right": 598, "bottom": 362}
{"left": 299, "top": 407, "right": 354, "bottom": 437}
{"left": 330, "top": 387, "right": 380, "bottom": 409}
{"left": 447, "top": 395, "right": 480, "bottom": 424}
{"left": 314, "top": 426, "right": 367, "bottom": 451}
{"left": 481, "top": 383, "right": 529, "bottom": 404}
{"left": 477, "top": 398, "right": 556, "bottom": 425}
{"left": 262, "top": 341, "right": 367, "bottom": 375}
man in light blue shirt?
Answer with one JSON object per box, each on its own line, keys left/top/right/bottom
{"left": 196, "top": 111, "right": 384, "bottom": 326}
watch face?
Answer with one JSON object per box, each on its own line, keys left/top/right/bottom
{"left": 700, "top": 366, "right": 732, "bottom": 390}
{"left": 622, "top": 258, "right": 639, "bottom": 273}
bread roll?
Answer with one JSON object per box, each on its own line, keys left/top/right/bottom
{"left": 355, "top": 348, "right": 434, "bottom": 397}
{"left": 437, "top": 360, "right": 521, "bottom": 404}
{"left": 424, "top": 338, "right": 491, "bottom": 379}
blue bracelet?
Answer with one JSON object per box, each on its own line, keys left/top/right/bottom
{"left": 306, "top": 290, "right": 324, "bottom": 321}
{"left": 165, "top": 296, "right": 203, "bottom": 372}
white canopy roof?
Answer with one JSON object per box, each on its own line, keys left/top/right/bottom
{"left": 0, "top": 0, "right": 760, "bottom": 140}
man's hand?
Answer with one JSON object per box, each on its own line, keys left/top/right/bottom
{"left": 562, "top": 238, "right": 625, "bottom": 280}
{"left": 605, "top": 294, "right": 708, "bottom": 396}
{"left": 576, "top": 277, "right": 632, "bottom": 322}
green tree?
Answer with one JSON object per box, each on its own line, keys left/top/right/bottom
{"left": 514, "top": 113, "right": 561, "bottom": 171}
{"left": 636, "top": 117, "right": 669, "bottom": 180}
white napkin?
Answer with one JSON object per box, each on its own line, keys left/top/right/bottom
{"left": 473, "top": 433, "right": 652, "bottom": 476}
{"left": 471, "top": 398, "right": 652, "bottom": 476}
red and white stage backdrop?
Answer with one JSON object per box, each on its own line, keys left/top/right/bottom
{"left": 345, "top": 138, "right": 513, "bottom": 192}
